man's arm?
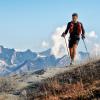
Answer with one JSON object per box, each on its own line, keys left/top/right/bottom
{"left": 61, "top": 22, "right": 70, "bottom": 37}
{"left": 65, "top": 22, "right": 70, "bottom": 34}
{"left": 81, "top": 23, "right": 85, "bottom": 35}
{"left": 81, "top": 23, "right": 85, "bottom": 39}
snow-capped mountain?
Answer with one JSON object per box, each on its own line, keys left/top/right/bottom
{"left": 0, "top": 46, "right": 89, "bottom": 76}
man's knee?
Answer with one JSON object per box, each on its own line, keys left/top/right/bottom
{"left": 73, "top": 44, "right": 78, "bottom": 48}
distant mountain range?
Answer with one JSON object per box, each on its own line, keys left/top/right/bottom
{"left": 0, "top": 46, "right": 89, "bottom": 76}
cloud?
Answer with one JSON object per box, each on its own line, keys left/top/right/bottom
{"left": 85, "top": 31, "right": 100, "bottom": 56}
{"left": 87, "top": 31, "right": 98, "bottom": 38}
{"left": 51, "top": 25, "right": 70, "bottom": 58}
{"left": 42, "top": 41, "right": 49, "bottom": 48}
{"left": 85, "top": 31, "right": 97, "bottom": 44}
{"left": 91, "top": 43, "right": 100, "bottom": 56}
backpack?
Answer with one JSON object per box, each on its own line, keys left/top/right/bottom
{"left": 69, "top": 22, "right": 82, "bottom": 35}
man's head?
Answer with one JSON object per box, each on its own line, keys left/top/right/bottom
{"left": 72, "top": 13, "right": 78, "bottom": 23}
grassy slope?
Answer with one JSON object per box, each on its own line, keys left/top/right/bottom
{"left": 24, "top": 60, "right": 100, "bottom": 100}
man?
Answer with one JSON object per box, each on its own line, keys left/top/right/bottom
{"left": 62, "top": 13, "right": 85, "bottom": 65}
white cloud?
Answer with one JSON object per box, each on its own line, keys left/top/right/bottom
{"left": 85, "top": 31, "right": 100, "bottom": 56}
{"left": 87, "top": 31, "right": 98, "bottom": 38}
{"left": 51, "top": 25, "right": 70, "bottom": 58}
{"left": 42, "top": 41, "right": 49, "bottom": 48}
{"left": 85, "top": 31, "right": 97, "bottom": 44}
{"left": 91, "top": 43, "right": 100, "bottom": 56}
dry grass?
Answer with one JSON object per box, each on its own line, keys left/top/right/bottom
{"left": 0, "top": 77, "right": 15, "bottom": 93}
{"left": 0, "top": 59, "right": 99, "bottom": 100}
{"left": 23, "top": 60, "right": 100, "bottom": 100}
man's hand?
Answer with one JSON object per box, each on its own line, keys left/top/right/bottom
{"left": 81, "top": 35, "right": 85, "bottom": 40}
{"left": 61, "top": 32, "right": 66, "bottom": 37}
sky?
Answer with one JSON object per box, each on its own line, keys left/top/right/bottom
{"left": 0, "top": 0, "right": 100, "bottom": 52}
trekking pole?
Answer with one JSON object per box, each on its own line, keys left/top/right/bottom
{"left": 82, "top": 39, "right": 90, "bottom": 59}
{"left": 64, "top": 37, "right": 71, "bottom": 60}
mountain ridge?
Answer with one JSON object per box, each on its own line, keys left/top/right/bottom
{"left": 0, "top": 45, "right": 89, "bottom": 76}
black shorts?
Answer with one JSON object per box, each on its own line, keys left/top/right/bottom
{"left": 69, "top": 37, "right": 80, "bottom": 48}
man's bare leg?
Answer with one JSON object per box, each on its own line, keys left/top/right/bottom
{"left": 73, "top": 44, "right": 78, "bottom": 62}
{"left": 69, "top": 48, "right": 74, "bottom": 64}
